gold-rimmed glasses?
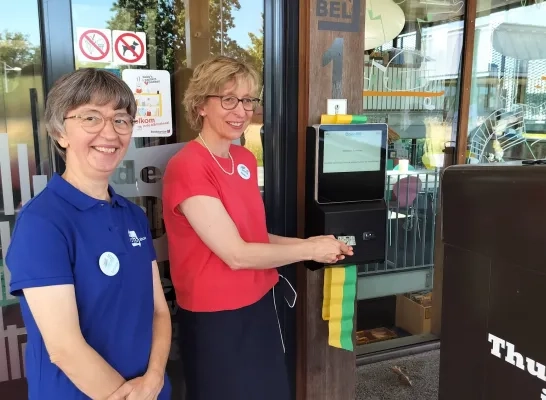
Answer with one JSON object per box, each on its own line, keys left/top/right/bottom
{"left": 64, "top": 111, "right": 135, "bottom": 135}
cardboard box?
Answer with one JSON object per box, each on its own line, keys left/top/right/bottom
{"left": 395, "top": 292, "right": 432, "bottom": 335}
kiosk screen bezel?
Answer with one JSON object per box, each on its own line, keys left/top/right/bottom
{"left": 315, "top": 123, "right": 387, "bottom": 203}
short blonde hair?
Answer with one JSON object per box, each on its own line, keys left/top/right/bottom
{"left": 183, "top": 56, "right": 260, "bottom": 131}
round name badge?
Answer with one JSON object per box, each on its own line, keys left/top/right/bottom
{"left": 99, "top": 252, "right": 120, "bottom": 277}
{"left": 237, "top": 164, "right": 251, "bottom": 180}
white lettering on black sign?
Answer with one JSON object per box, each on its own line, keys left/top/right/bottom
{"left": 488, "top": 333, "right": 546, "bottom": 398}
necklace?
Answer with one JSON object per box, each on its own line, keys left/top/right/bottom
{"left": 198, "top": 133, "right": 234, "bottom": 175}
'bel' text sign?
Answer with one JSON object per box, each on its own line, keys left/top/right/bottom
{"left": 316, "top": 0, "right": 361, "bottom": 32}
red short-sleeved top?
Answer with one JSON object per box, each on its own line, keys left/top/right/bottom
{"left": 162, "top": 140, "right": 278, "bottom": 312}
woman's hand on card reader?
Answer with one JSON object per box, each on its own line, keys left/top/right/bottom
{"left": 306, "top": 235, "right": 354, "bottom": 264}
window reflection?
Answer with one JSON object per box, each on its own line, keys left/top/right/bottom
{"left": 72, "top": 0, "right": 265, "bottom": 187}
{"left": 467, "top": 1, "right": 546, "bottom": 164}
{"left": 0, "top": 1, "right": 49, "bottom": 398}
{"left": 357, "top": 0, "right": 465, "bottom": 351}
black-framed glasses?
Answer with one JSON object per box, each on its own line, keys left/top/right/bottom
{"left": 64, "top": 112, "right": 135, "bottom": 135}
{"left": 207, "top": 95, "right": 260, "bottom": 111}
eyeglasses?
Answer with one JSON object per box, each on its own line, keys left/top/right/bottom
{"left": 207, "top": 95, "right": 260, "bottom": 111}
{"left": 64, "top": 112, "right": 135, "bottom": 135}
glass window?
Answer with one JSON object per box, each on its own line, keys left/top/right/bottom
{"left": 0, "top": 0, "right": 50, "bottom": 397}
{"left": 466, "top": 1, "right": 546, "bottom": 164}
{"left": 69, "top": 1, "right": 264, "bottom": 397}
{"left": 357, "top": 0, "right": 465, "bottom": 352}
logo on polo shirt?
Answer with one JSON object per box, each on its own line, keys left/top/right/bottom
{"left": 128, "top": 230, "right": 147, "bottom": 247}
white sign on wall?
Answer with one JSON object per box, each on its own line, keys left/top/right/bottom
{"left": 113, "top": 30, "right": 147, "bottom": 66}
{"left": 76, "top": 28, "right": 113, "bottom": 63}
{"left": 122, "top": 69, "right": 173, "bottom": 138}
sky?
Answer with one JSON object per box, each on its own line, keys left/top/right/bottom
{"left": 1, "top": 0, "right": 263, "bottom": 48}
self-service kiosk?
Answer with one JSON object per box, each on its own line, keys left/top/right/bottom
{"left": 304, "top": 123, "right": 389, "bottom": 271}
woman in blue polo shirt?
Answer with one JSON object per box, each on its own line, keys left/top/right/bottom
{"left": 5, "top": 68, "right": 172, "bottom": 399}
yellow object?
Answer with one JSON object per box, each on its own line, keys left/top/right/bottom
{"left": 422, "top": 117, "right": 452, "bottom": 169}
{"left": 322, "top": 268, "right": 332, "bottom": 321}
{"left": 322, "top": 265, "right": 357, "bottom": 351}
{"left": 320, "top": 114, "right": 368, "bottom": 124}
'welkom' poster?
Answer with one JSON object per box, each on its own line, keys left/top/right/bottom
{"left": 122, "top": 69, "right": 173, "bottom": 138}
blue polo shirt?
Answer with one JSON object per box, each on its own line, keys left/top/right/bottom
{"left": 6, "top": 173, "right": 171, "bottom": 399}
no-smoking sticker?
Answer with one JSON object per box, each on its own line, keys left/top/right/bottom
{"left": 112, "top": 30, "right": 147, "bottom": 66}
{"left": 76, "top": 28, "right": 112, "bottom": 63}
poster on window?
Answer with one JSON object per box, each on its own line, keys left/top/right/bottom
{"left": 122, "top": 69, "right": 173, "bottom": 138}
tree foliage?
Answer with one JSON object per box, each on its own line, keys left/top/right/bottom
{"left": 0, "top": 30, "right": 41, "bottom": 68}
{"left": 107, "top": 0, "right": 261, "bottom": 73}
{"left": 246, "top": 12, "right": 264, "bottom": 84}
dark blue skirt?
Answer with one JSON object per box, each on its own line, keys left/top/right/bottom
{"left": 177, "top": 289, "right": 291, "bottom": 400}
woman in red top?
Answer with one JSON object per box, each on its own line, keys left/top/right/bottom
{"left": 162, "top": 55, "right": 353, "bottom": 400}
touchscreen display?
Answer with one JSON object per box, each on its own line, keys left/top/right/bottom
{"left": 323, "top": 130, "right": 383, "bottom": 173}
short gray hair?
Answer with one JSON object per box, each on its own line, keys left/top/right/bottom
{"left": 45, "top": 68, "right": 136, "bottom": 160}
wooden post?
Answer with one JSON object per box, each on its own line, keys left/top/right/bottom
{"left": 455, "top": 0, "right": 477, "bottom": 164}
{"left": 174, "top": 0, "right": 211, "bottom": 143}
{"left": 184, "top": 0, "right": 211, "bottom": 68}
{"left": 297, "top": 1, "right": 364, "bottom": 399}
{"left": 432, "top": 0, "right": 478, "bottom": 336}
{"left": 430, "top": 146, "right": 457, "bottom": 335}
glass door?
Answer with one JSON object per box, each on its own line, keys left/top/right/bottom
{"left": 0, "top": 1, "right": 51, "bottom": 398}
